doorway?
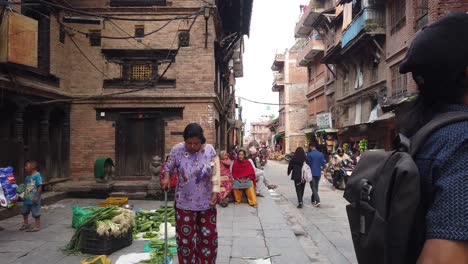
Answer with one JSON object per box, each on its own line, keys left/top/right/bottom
{"left": 115, "top": 113, "right": 164, "bottom": 177}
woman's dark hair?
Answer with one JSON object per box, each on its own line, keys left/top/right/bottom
{"left": 183, "top": 123, "right": 206, "bottom": 144}
{"left": 237, "top": 149, "right": 247, "bottom": 157}
{"left": 291, "top": 147, "right": 306, "bottom": 164}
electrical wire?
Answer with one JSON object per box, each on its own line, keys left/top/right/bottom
{"left": 67, "top": 33, "right": 112, "bottom": 79}
{"left": 236, "top": 96, "right": 308, "bottom": 106}
{"left": 2, "top": 0, "right": 204, "bottom": 22}
{"left": 33, "top": 14, "right": 199, "bottom": 105}
{"left": 59, "top": 11, "right": 201, "bottom": 39}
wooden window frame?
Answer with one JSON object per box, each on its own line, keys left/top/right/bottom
{"left": 110, "top": 0, "right": 167, "bottom": 7}
{"left": 89, "top": 30, "right": 102, "bottom": 46}
{"left": 135, "top": 25, "right": 145, "bottom": 39}
{"left": 342, "top": 71, "right": 349, "bottom": 96}
{"left": 391, "top": 63, "right": 407, "bottom": 96}
{"left": 415, "top": 0, "right": 429, "bottom": 30}
{"left": 59, "top": 25, "right": 66, "bottom": 44}
{"left": 343, "top": 106, "right": 350, "bottom": 121}
{"left": 390, "top": 0, "right": 406, "bottom": 34}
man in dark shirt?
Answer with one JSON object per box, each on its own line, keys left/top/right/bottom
{"left": 398, "top": 12, "right": 468, "bottom": 263}
{"left": 306, "top": 141, "right": 326, "bottom": 206}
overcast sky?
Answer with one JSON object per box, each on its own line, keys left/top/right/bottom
{"left": 236, "top": 0, "right": 306, "bottom": 133}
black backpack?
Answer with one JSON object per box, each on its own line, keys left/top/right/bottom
{"left": 343, "top": 112, "right": 468, "bottom": 264}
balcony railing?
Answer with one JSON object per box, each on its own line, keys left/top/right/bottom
{"left": 294, "top": 1, "right": 325, "bottom": 38}
{"left": 297, "top": 34, "right": 325, "bottom": 66}
{"left": 272, "top": 73, "right": 285, "bottom": 92}
{"left": 341, "top": 7, "right": 385, "bottom": 48}
{"left": 271, "top": 53, "right": 285, "bottom": 71}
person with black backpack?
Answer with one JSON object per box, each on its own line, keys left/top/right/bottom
{"left": 344, "top": 12, "right": 468, "bottom": 264}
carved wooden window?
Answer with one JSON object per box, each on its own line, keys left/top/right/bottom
{"left": 59, "top": 25, "right": 66, "bottom": 44}
{"left": 130, "top": 64, "right": 153, "bottom": 81}
{"left": 89, "top": 30, "right": 102, "bottom": 46}
{"left": 135, "top": 25, "right": 145, "bottom": 38}
{"left": 178, "top": 31, "right": 190, "bottom": 47}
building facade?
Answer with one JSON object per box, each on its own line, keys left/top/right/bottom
{"left": 271, "top": 47, "right": 308, "bottom": 154}
{"left": 249, "top": 118, "right": 273, "bottom": 146}
{"left": 0, "top": 0, "right": 252, "bottom": 184}
{"left": 292, "top": 0, "right": 467, "bottom": 152}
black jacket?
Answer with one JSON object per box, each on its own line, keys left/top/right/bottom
{"left": 288, "top": 161, "right": 303, "bottom": 182}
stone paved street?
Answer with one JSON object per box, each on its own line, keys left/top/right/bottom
{"left": 264, "top": 161, "right": 357, "bottom": 264}
{"left": 0, "top": 161, "right": 356, "bottom": 264}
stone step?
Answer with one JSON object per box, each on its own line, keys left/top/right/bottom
{"left": 113, "top": 181, "right": 149, "bottom": 192}
{"left": 109, "top": 192, "right": 148, "bottom": 200}
{"left": 0, "top": 191, "right": 67, "bottom": 220}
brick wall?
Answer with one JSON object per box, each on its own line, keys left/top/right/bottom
{"left": 385, "top": 0, "right": 467, "bottom": 98}
{"left": 57, "top": 16, "right": 216, "bottom": 96}
{"left": 70, "top": 101, "right": 218, "bottom": 180}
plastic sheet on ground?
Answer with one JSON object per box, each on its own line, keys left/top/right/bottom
{"left": 241, "top": 255, "right": 281, "bottom": 264}
{"left": 115, "top": 253, "right": 151, "bottom": 264}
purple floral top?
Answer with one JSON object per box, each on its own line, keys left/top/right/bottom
{"left": 164, "top": 142, "right": 217, "bottom": 211}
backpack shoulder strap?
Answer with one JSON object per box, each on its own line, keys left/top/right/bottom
{"left": 410, "top": 112, "right": 468, "bottom": 156}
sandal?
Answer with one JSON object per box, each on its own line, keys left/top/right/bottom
{"left": 19, "top": 224, "right": 31, "bottom": 231}
{"left": 26, "top": 227, "right": 40, "bottom": 232}
{"left": 267, "top": 184, "right": 277, "bottom": 190}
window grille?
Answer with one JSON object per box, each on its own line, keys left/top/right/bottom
{"left": 131, "top": 64, "right": 152, "bottom": 81}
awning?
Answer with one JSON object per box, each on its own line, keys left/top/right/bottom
{"left": 274, "top": 133, "right": 285, "bottom": 141}
{"left": 373, "top": 112, "right": 395, "bottom": 122}
{"left": 316, "top": 128, "right": 339, "bottom": 133}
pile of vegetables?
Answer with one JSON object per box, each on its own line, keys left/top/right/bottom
{"left": 139, "top": 242, "right": 175, "bottom": 264}
{"left": 64, "top": 206, "right": 135, "bottom": 255}
{"left": 134, "top": 206, "right": 175, "bottom": 235}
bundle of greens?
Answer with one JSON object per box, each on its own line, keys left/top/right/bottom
{"left": 138, "top": 244, "right": 174, "bottom": 264}
{"left": 134, "top": 206, "right": 175, "bottom": 233}
{"left": 64, "top": 206, "right": 135, "bottom": 255}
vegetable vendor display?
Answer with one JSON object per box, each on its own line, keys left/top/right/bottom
{"left": 134, "top": 206, "right": 176, "bottom": 235}
{"left": 65, "top": 206, "right": 135, "bottom": 255}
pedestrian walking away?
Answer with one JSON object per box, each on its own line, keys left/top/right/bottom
{"left": 161, "top": 123, "right": 221, "bottom": 264}
{"left": 287, "top": 147, "right": 311, "bottom": 208}
{"left": 307, "top": 141, "right": 327, "bottom": 206}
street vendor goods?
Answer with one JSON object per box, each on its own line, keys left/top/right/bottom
{"left": 65, "top": 206, "right": 135, "bottom": 255}
{"left": 0, "top": 167, "right": 18, "bottom": 208}
{"left": 134, "top": 206, "right": 176, "bottom": 234}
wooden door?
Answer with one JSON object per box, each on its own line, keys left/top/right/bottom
{"left": 116, "top": 114, "right": 164, "bottom": 177}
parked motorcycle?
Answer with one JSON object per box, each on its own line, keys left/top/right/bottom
{"left": 328, "top": 159, "right": 355, "bottom": 190}
{"left": 259, "top": 147, "right": 268, "bottom": 167}
{"left": 284, "top": 152, "right": 294, "bottom": 162}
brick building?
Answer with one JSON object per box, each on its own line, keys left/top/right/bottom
{"left": 291, "top": 0, "right": 467, "bottom": 151}
{"left": 271, "top": 46, "right": 308, "bottom": 154}
{"left": 249, "top": 119, "right": 272, "bottom": 146}
{"left": 0, "top": 0, "right": 252, "bottom": 185}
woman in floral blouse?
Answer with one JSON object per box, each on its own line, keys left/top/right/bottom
{"left": 161, "top": 123, "right": 220, "bottom": 264}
